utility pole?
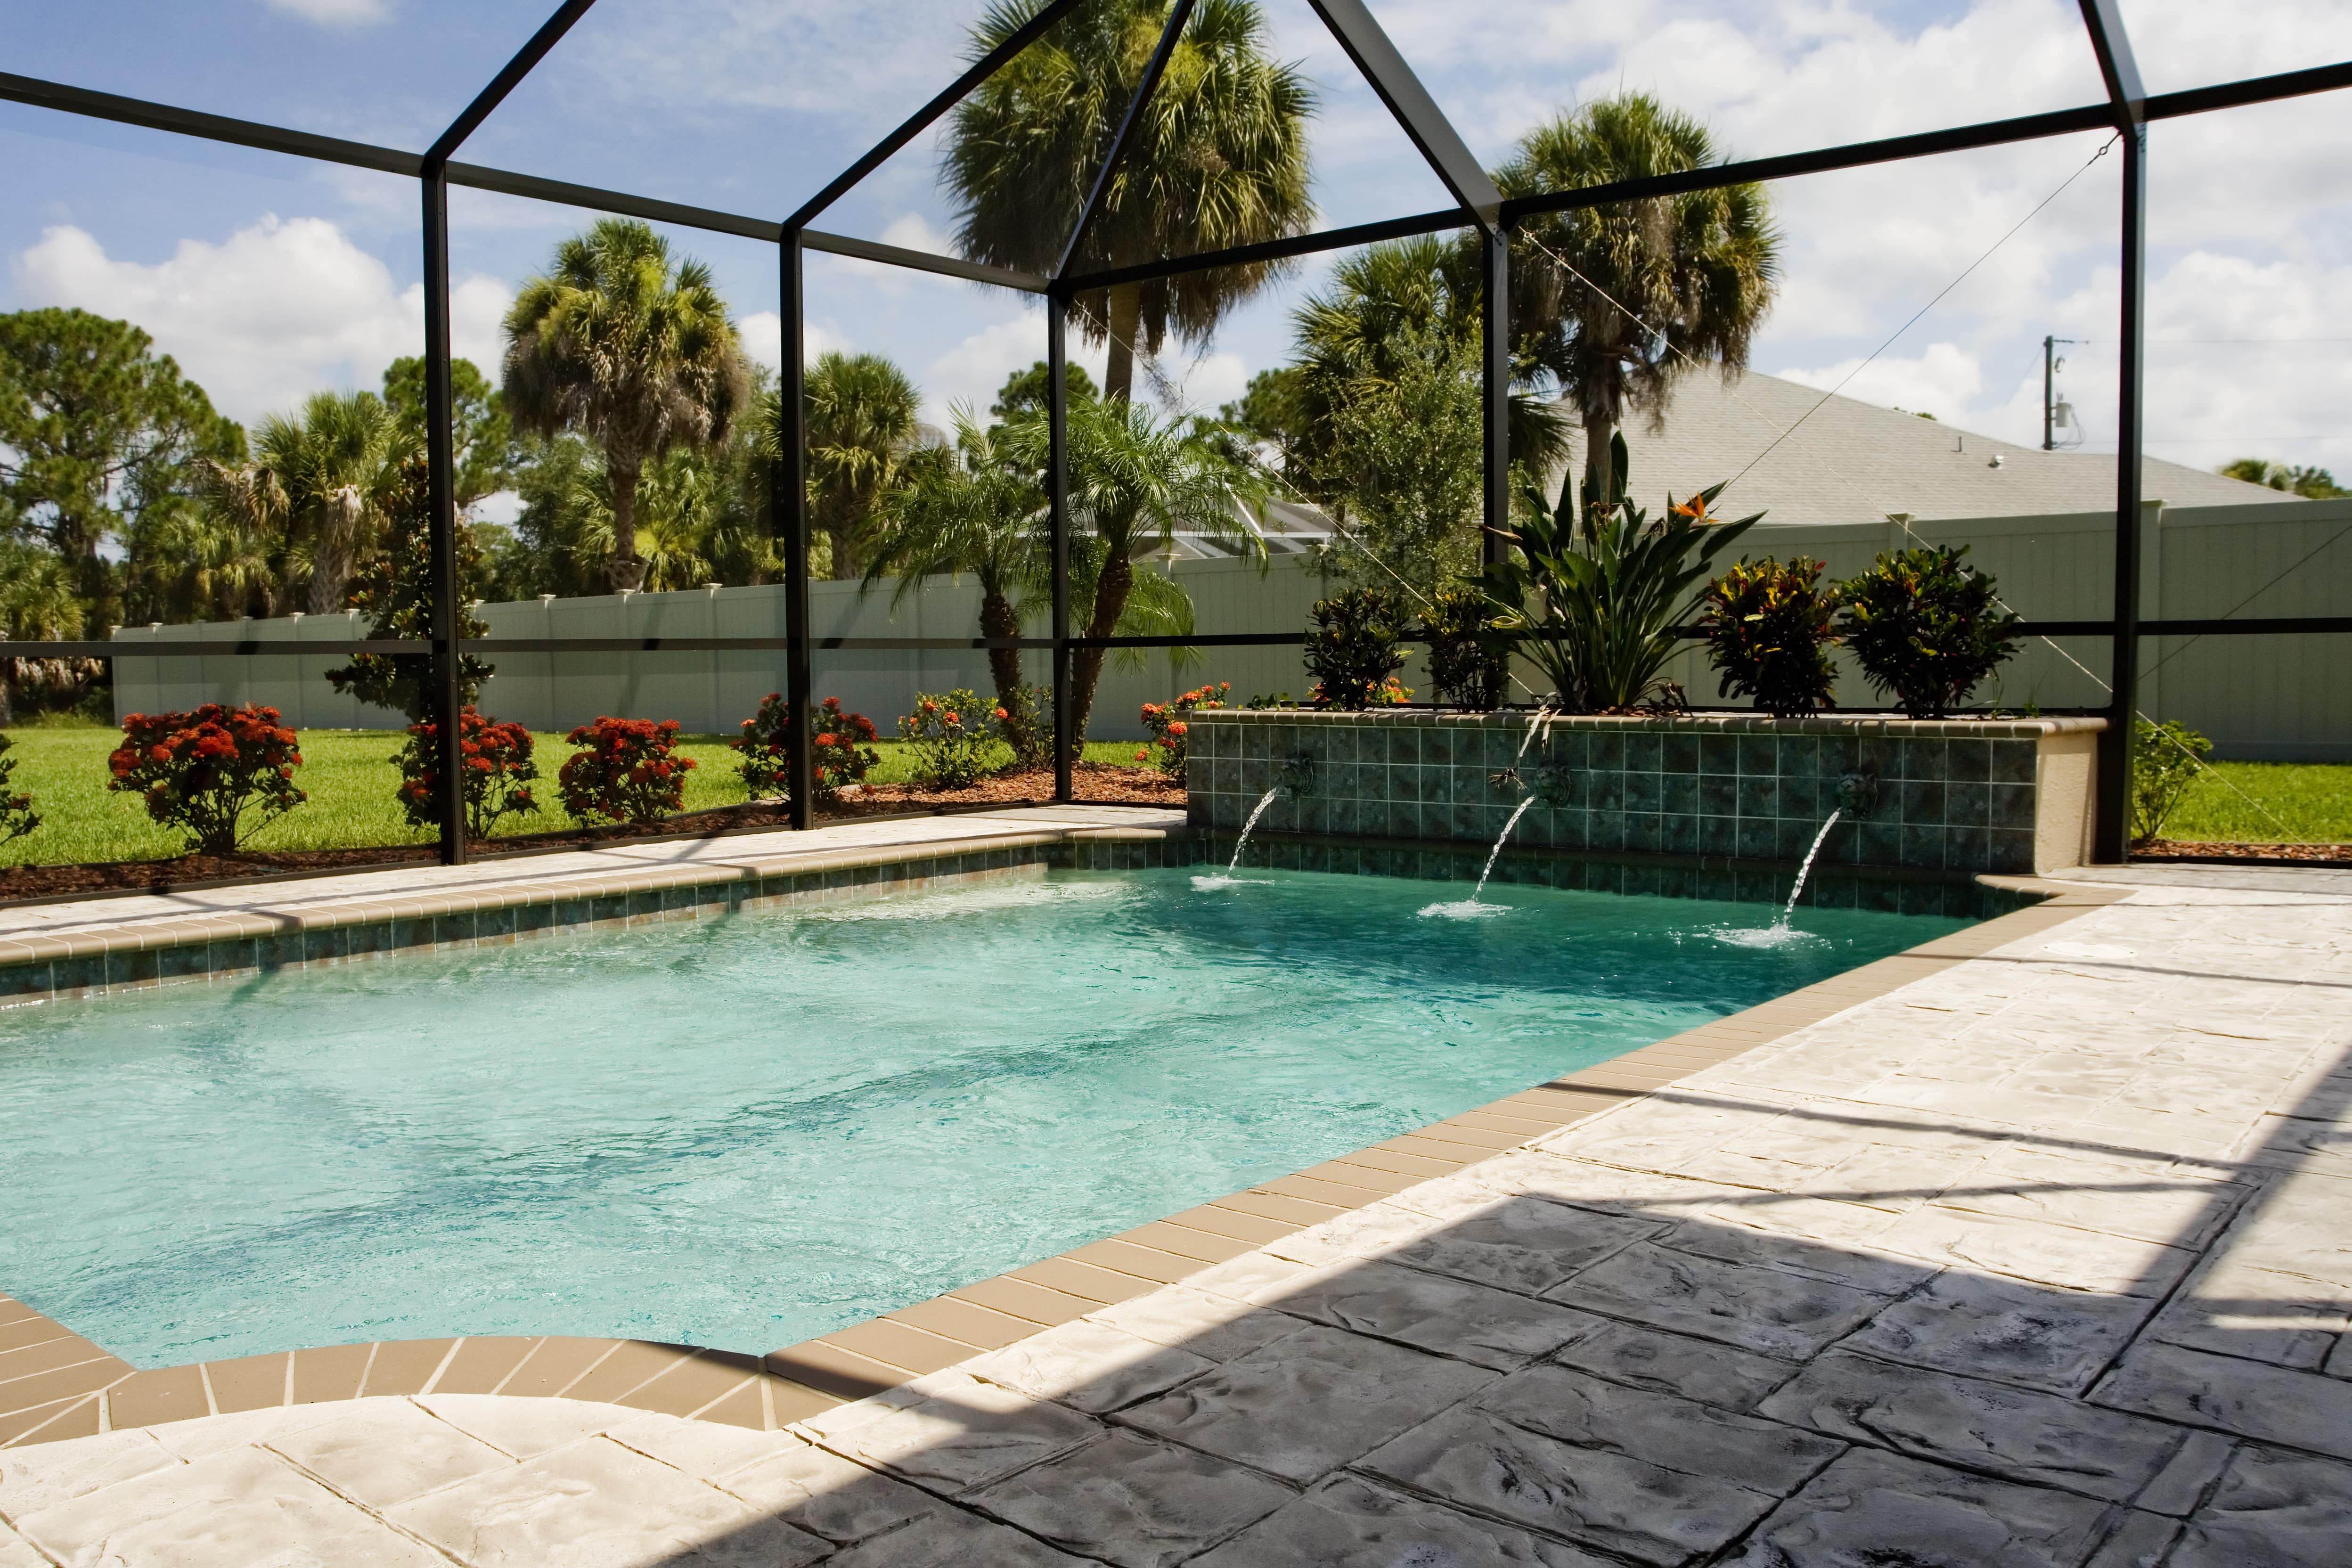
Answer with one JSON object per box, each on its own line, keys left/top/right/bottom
{"left": 2042, "top": 336, "right": 2079, "bottom": 451}
{"left": 2043, "top": 335, "right": 2056, "bottom": 451}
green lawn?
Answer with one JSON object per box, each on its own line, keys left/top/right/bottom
{"left": 2162, "top": 761, "right": 2352, "bottom": 845}
{"left": 0, "top": 725, "right": 1161, "bottom": 868}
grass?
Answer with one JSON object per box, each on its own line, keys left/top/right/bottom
{"left": 2161, "top": 761, "right": 2352, "bottom": 845}
{"left": 0, "top": 725, "right": 1164, "bottom": 868}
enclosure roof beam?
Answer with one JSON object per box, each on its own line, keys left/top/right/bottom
{"left": 2076, "top": 0, "right": 2149, "bottom": 129}
{"left": 0, "top": 69, "right": 425, "bottom": 175}
{"left": 801, "top": 230, "right": 1049, "bottom": 293}
{"left": 1306, "top": 0, "right": 1502, "bottom": 232}
{"left": 1063, "top": 206, "right": 1467, "bottom": 292}
{"left": 428, "top": 0, "right": 598, "bottom": 165}
{"left": 1073, "top": 57, "right": 2352, "bottom": 292}
{"left": 783, "top": 0, "right": 1091, "bottom": 233}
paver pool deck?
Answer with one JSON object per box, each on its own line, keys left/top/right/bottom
{"left": 0, "top": 824, "right": 2346, "bottom": 1565}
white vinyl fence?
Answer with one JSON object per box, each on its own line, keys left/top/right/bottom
{"left": 112, "top": 497, "right": 2352, "bottom": 758}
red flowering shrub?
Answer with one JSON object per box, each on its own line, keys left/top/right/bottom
{"left": 396, "top": 708, "right": 540, "bottom": 841}
{"left": 557, "top": 716, "right": 695, "bottom": 825}
{"left": 1140, "top": 682, "right": 1228, "bottom": 781}
{"left": 0, "top": 735, "right": 38, "bottom": 846}
{"left": 733, "top": 693, "right": 880, "bottom": 803}
{"left": 898, "top": 688, "right": 999, "bottom": 789}
{"left": 106, "top": 704, "right": 306, "bottom": 854}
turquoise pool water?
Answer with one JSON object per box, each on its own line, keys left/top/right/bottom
{"left": 0, "top": 867, "right": 1965, "bottom": 1366}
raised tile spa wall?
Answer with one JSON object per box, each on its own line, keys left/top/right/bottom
{"left": 1184, "top": 712, "right": 2104, "bottom": 879}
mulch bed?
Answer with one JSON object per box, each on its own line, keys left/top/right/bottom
{"left": 0, "top": 764, "right": 1182, "bottom": 904}
{"left": 2133, "top": 839, "right": 2352, "bottom": 865}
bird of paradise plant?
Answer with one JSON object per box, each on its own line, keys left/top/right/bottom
{"left": 1487, "top": 435, "right": 1763, "bottom": 712}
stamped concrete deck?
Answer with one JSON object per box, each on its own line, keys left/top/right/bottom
{"left": 3, "top": 864, "right": 2345, "bottom": 1564}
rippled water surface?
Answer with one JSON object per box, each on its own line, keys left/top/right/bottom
{"left": 0, "top": 867, "right": 1964, "bottom": 1364}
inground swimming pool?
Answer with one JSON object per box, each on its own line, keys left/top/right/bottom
{"left": 0, "top": 866, "right": 1966, "bottom": 1365}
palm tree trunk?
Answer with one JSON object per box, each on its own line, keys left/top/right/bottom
{"left": 1104, "top": 285, "right": 1143, "bottom": 403}
{"left": 608, "top": 460, "right": 646, "bottom": 592}
{"left": 308, "top": 490, "right": 359, "bottom": 614}
{"left": 978, "top": 585, "right": 1034, "bottom": 761}
{"left": 1579, "top": 409, "right": 1616, "bottom": 523}
{"left": 1064, "top": 546, "right": 1132, "bottom": 760}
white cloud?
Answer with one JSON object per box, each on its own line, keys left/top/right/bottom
{"left": 14, "top": 218, "right": 509, "bottom": 422}
{"left": 1156, "top": 351, "right": 1250, "bottom": 418}
{"left": 1778, "top": 342, "right": 1988, "bottom": 426}
{"left": 917, "top": 312, "right": 1107, "bottom": 428}
{"left": 878, "top": 214, "right": 956, "bottom": 257}
{"left": 261, "top": 0, "right": 392, "bottom": 26}
{"left": 738, "top": 310, "right": 849, "bottom": 374}
{"left": 740, "top": 310, "right": 782, "bottom": 373}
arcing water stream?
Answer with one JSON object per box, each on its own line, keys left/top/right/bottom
{"left": 1193, "top": 786, "right": 1283, "bottom": 890}
{"left": 1420, "top": 793, "right": 1539, "bottom": 919}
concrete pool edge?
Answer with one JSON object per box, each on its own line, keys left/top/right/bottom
{"left": 0, "top": 815, "right": 1183, "bottom": 1007}
{"left": 0, "top": 870, "right": 2126, "bottom": 1450}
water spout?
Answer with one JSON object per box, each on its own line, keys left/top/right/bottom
{"left": 1780, "top": 808, "right": 1842, "bottom": 924}
{"left": 1421, "top": 794, "right": 1538, "bottom": 919}
{"left": 1195, "top": 787, "right": 1283, "bottom": 889}
{"left": 1227, "top": 787, "right": 1282, "bottom": 874}
{"left": 1517, "top": 704, "right": 1555, "bottom": 760}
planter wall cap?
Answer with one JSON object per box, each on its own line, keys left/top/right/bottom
{"left": 1193, "top": 710, "right": 2106, "bottom": 738}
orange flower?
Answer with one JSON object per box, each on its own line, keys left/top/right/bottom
{"left": 1671, "top": 492, "right": 1717, "bottom": 524}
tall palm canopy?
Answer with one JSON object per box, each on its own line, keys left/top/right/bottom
{"left": 947, "top": 0, "right": 1315, "bottom": 401}
{"left": 1291, "top": 235, "right": 1570, "bottom": 490}
{"left": 215, "top": 390, "right": 399, "bottom": 616}
{"left": 502, "top": 218, "right": 751, "bottom": 593}
{"left": 802, "top": 351, "right": 924, "bottom": 580}
{"left": 1499, "top": 94, "right": 1780, "bottom": 511}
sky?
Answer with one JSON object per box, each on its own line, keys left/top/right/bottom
{"left": 3, "top": 0, "right": 2349, "bottom": 500}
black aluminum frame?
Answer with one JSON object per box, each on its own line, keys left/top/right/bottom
{"left": 4, "top": 2, "right": 2348, "bottom": 865}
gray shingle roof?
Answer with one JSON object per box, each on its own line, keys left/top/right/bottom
{"left": 1552, "top": 370, "right": 2298, "bottom": 524}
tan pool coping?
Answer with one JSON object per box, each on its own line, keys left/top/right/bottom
{"left": 0, "top": 844, "right": 2124, "bottom": 1450}
{"left": 0, "top": 805, "right": 1185, "bottom": 966}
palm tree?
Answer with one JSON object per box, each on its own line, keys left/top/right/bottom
{"left": 946, "top": 0, "right": 1314, "bottom": 401}
{"left": 803, "top": 352, "right": 923, "bottom": 579}
{"left": 864, "top": 409, "right": 1049, "bottom": 758}
{"left": 503, "top": 219, "right": 751, "bottom": 592}
{"left": 1002, "top": 395, "right": 1268, "bottom": 751}
{"left": 1499, "top": 94, "right": 1780, "bottom": 511}
{"left": 1290, "top": 234, "right": 1569, "bottom": 503}
{"left": 0, "top": 539, "right": 83, "bottom": 726}
{"left": 223, "top": 390, "right": 399, "bottom": 614}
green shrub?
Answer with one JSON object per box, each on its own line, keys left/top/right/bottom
{"left": 1489, "top": 440, "right": 1760, "bottom": 712}
{"left": 2132, "top": 718, "right": 2213, "bottom": 843}
{"left": 1423, "top": 583, "right": 1510, "bottom": 711}
{"left": 899, "top": 689, "right": 999, "bottom": 789}
{"left": 1836, "top": 545, "right": 2021, "bottom": 718}
{"left": 107, "top": 704, "right": 307, "bottom": 855}
{"left": 557, "top": 717, "right": 695, "bottom": 825}
{"left": 0, "top": 735, "right": 37, "bottom": 845}
{"left": 395, "top": 708, "right": 539, "bottom": 841}
{"left": 1698, "top": 556, "right": 1842, "bottom": 717}
{"left": 734, "top": 694, "right": 881, "bottom": 803}
{"left": 1306, "top": 588, "right": 1406, "bottom": 710}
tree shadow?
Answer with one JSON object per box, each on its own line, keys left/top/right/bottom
{"left": 621, "top": 1037, "right": 2351, "bottom": 1566}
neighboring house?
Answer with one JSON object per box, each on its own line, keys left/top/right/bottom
{"left": 1152, "top": 370, "right": 2291, "bottom": 559}
{"left": 1548, "top": 369, "right": 2294, "bottom": 523}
